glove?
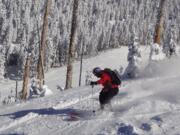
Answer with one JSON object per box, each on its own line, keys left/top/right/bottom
{"left": 90, "top": 81, "right": 98, "bottom": 86}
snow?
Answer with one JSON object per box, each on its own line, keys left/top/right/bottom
{"left": 149, "top": 43, "right": 165, "bottom": 61}
{"left": 43, "top": 85, "right": 53, "bottom": 96}
{"left": 1, "top": 46, "right": 180, "bottom": 135}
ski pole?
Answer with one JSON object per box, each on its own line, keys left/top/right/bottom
{"left": 91, "top": 85, "right": 95, "bottom": 113}
{"left": 91, "top": 85, "right": 94, "bottom": 96}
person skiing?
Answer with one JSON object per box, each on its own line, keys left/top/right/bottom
{"left": 90, "top": 67, "right": 120, "bottom": 110}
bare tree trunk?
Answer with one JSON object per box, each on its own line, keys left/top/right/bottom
{"left": 154, "top": 0, "right": 166, "bottom": 44}
{"left": 79, "top": 42, "right": 85, "bottom": 86}
{"left": 37, "top": 0, "right": 51, "bottom": 90}
{"left": 21, "top": 56, "right": 31, "bottom": 100}
{"left": 65, "top": 0, "right": 79, "bottom": 89}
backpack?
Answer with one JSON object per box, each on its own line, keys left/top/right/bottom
{"left": 103, "top": 68, "right": 121, "bottom": 85}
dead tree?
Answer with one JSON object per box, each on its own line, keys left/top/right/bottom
{"left": 154, "top": 0, "right": 166, "bottom": 44}
{"left": 37, "top": 0, "right": 51, "bottom": 90}
{"left": 79, "top": 40, "right": 85, "bottom": 86}
{"left": 21, "top": 55, "right": 31, "bottom": 100}
{"left": 65, "top": 0, "right": 79, "bottom": 89}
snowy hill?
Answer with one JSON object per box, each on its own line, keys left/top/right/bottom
{"left": 1, "top": 46, "right": 180, "bottom": 135}
{"left": 0, "top": 0, "right": 180, "bottom": 80}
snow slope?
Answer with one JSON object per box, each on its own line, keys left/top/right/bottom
{"left": 1, "top": 46, "right": 180, "bottom": 135}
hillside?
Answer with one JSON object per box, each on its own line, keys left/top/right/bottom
{"left": 1, "top": 47, "right": 180, "bottom": 135}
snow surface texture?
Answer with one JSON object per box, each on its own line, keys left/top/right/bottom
{"left": 1, "top": 47, "right": 180, "bottom": 135}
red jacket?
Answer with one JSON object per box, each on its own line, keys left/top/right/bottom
{"left": 97, "top": 72, "right": 118, "bottom": 88}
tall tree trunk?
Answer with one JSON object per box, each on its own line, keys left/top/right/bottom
{"left": 79, "top": 42, "right": 85, "bottom": 86}
{"left": 21, "top": 56, "right": 31, "bottom": 100}
{"left": 154, "top": 0, "right": 166, "bottom": 44}
{"left": 37, "top": 0, "right": 51, "bottom": 90}
{"left": 65, "top": 0, "right": 79, "bottom": 89}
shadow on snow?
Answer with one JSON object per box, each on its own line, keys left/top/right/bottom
{"left": 0, "top": 107, "right": 84, "bottom": 120}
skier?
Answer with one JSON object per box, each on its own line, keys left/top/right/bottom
{"left": 90, "top": 67, "right": 120, "bottom": 110}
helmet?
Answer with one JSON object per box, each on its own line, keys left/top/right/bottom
{"left": 93, "top": 67, "right": 102, "bottom": 77}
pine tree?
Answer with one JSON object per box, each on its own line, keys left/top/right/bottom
{"left": 37, "top": 0, "right": 51, "bottom": 90}
{"left": 65, "top": 0, "right": 79, "bottom": 89}
{"left": 124, "top": 34, "right": 142, "bottom": 78}
{"left": 168, "top": 27, "right": 177, "bottom": 57}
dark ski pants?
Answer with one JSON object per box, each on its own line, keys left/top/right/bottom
{"left": 99, "top": 87, "right": 119, "bottom": 105}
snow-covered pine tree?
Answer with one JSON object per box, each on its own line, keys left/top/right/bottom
{"left": 169, "top": 30, "right": 177, "bottom": 57}
{"left": 164, "top": 24, "right": 177, "bottom": 57}
{"left": 124, "top": 34, "right": 142, "bottom": 78}
{"left": 65, "top": 0, "right": 79, "bottom": 89}
{"left": 0, "top": 0, "right": 180, "bottom": 78}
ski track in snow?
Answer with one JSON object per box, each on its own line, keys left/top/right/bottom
{"left": 1, "top": 76, "right": 180, "bottom": 135}
{"left": 52, "top": 92, "right": 99, "bottom": 110}
{"left": 0, "top": 83, "right": 177, "bottom": 134}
